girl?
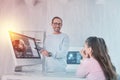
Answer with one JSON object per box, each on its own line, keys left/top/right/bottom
{"left": 76, "top": 37, "right": 117, "bottom": 80}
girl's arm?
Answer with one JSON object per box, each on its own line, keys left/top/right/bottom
{"left": 76, "top": 59, "right": 89, "bottom": 78}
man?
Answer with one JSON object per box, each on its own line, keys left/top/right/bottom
{"left": 41, "top": 16, "right": 70, "bottom": 72}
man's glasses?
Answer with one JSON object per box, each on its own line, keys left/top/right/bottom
{"left": 52, "top": 23, "right": 62, "bottom": 26}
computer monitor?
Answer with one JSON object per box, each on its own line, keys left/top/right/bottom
{"left": 67, "top": 51, "right": 82, "bottom": 64}
{"left": 9, "top": 31, "right": 42, "bottom": 71}
{"left": 66, "top": 47, "right": 82, "bottom": 73}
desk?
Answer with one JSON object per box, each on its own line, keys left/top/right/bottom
{"left": 1, "top": 72, "right": 84, "bottom": 80}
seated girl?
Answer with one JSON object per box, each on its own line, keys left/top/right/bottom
{"left": 76, "top": 37, "right": 117, "bottom": 80}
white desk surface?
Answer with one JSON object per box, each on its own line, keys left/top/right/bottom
{"left": 1, "top": 71, "right": 85, "bottom": 80}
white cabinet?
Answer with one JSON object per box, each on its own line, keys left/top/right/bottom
{"left": 1, "top": 73, "right": 84, "bottom": 80}
{"left": 1, "top": 66, "right": 84, "bottom": 80}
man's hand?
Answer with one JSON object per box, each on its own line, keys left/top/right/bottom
{"left": 41, "top": 50, "right": 49, "bottom": 57}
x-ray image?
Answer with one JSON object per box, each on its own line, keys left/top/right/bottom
{"left": 9, "top": 31, "right": 40, "bottom": 58}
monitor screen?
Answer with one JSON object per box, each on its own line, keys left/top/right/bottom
{"left": 9, "top": 31, "right": 41, "bottom": 58}
{"left": 67, "top": 51, "right": 82, "bottom": 64}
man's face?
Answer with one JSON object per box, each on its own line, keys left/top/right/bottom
{"left": 52, "top": 18, "right": 62, "bottom": 33}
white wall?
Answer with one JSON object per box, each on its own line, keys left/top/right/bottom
{"left": 0, "top": 0, "right": 47, "bottom": 76}
{"left": 46, "top": 0, "right": 120, "bottom": 74}
{"left": 0, "top": 0, "right": 47, "bottom": 31}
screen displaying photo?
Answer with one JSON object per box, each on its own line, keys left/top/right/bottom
{"left": 9, "top": 31, "right": 40, "bottom": 58}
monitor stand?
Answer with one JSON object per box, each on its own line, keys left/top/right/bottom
{"left": 14, "top": 64, "right": 43, "bottom": 73}
{"left": 15, "top": 66, "right": 22, "bottom": 72}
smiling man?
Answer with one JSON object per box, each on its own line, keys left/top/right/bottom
{"left": 41, "top": 16, "right": 70, "bottom": 72}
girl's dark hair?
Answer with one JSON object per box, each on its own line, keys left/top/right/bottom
{"left": 86, "top": 37, "right": 117, "bottom": 80}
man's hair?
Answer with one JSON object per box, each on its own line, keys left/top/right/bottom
{"left": 51, "top": 16, "right": 63, "bottom": 23}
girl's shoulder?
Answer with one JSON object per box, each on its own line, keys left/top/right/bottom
{"left": 81, "top": 58, "right": 97, "bottom": 65}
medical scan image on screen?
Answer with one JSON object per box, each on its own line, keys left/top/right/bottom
{"left": 67, "top": 51, "right": 82, "bottom": 64}
{"left": 9, "top": 32, "right": 40, "bottom": 58}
